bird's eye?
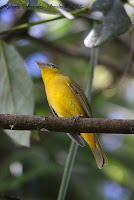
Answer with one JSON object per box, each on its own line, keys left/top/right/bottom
{"left": 51, "top": 64, "right": 57, "bottom": 68}
{"left": 47, "top": 63, "right": 57, "bottom": 69}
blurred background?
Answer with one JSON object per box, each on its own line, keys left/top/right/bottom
{"left": 0, "top": 0, "right": 134, "bottom": 199}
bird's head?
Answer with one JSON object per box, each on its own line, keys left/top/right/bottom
{"left": 37, "top": 62, "right": 59, "bottom": 74}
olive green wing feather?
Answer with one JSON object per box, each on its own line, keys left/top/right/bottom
{"left": 49, "top": 104, "right": 85, "bottom": 147}
{"left": 69, "top": 80, "right": 108, "bottom": 168}
{"left": 69, "top": 80, "right": 92, "bottom": 117}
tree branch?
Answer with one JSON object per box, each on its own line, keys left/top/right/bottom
{"left": 0, "top": 7, "right": 89, "bottom": 37}
{"left": 6, "top": 33, "right": 133, "bottom": 77}
{"left": 1, "top": 11, "right": 133, "bottom": 77}
{"left": 25, "top": 35, "right": 134, "bottom": 77}
{"left": 0, "top": 114, "right": 134, "bottom": 134}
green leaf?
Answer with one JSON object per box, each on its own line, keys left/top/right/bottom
{"left": 0, "top": 0, "right": 9, "bottom": 7}
{"left": 128, "top": 0, "right": 134, "bottom": 7}
{"left": 84, "top": 0, "right": 131, "bottom": 48}
{"left": 0, "top": 41, "right": 34, "bottom": 147}
{"left": 124, "top": 3, "right": 134, "bottom": 24}
{"left": 9, "top": 0, "right": 58, "bottom": 13}
{"left": 9, "top": 0, "right": 27, "bottom": 6}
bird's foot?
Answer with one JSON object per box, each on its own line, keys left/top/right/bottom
{"left": 73, "top": 115, "right": 84, "bottom": 122}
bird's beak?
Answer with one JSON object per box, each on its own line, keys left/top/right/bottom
{"left": 36, "top": 61, "right": 46, "bottom": 69}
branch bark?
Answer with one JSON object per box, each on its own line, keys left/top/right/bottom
{"left": 0, "top": 114, "right": 134, "bottom": 134}
{"left": 24, "top": 35, "right": 134, "bottom": 77}
{"left": 5, "top": 33, "right": 133, "bottom": 77}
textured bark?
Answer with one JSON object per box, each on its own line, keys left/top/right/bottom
{"left": 0, "top": 114, "right": 134, "bottom": 134}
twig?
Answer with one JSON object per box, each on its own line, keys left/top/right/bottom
{"left": 2, "top": 29, "right": 133, "bottom": 77}
{"left": 0, "top": 7, "right": 89, "bottom": 37}
{"left": 22, "top": 35, "right": 134, "bottom": 77}
{"left": 87, "top": 48, "right": 99, "bottom": 101}
{"left": 57, "top": 141, "right": 78, "bottom": 200}
{"left": 0, "top": 114, "right": 134, "bottom": 134}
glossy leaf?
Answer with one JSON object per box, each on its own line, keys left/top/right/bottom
{"left": 9, "top": 0, "right": 58, "bottom": 13}
{"left": 0, "top": 0, "right": 9, "bottom": 7}
{"left": 84, "top": 0, "right": 131, "bottom": 48}
{"left": 0, "top": 41, "right": 34, "bottom": 146}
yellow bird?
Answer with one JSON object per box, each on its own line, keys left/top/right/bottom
{"left": 37, "top": 62, "right": 108, "bottom": 169}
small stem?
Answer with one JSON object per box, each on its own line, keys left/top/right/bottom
{"left": 0, "top": 114, "right": 133, "bottom": 133}
{"left": 57, "top": 142, "right": 78, "bottom": 200}
{"left": 87, "top": 48, "right": 99, "bottom": 102}
{"left": 0, "top": 16, "right": 62, "bottom": 36}
{"left": 0, "top": 7, "right": 89, "bottom": 36}
{"left": 57, "top": 48, "right": 99, "bottom": 200}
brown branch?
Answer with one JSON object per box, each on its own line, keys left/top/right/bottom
{"left": 24, "top": 35, "right": 134, "bottom": 77}
{"left": 0, "top": 114, "right": 134, "bottom": 134}
{"left": 3, "top": 26, "right": 134, "bottom": 77}
{"left": 4, "top": 31, "right": 134, "bottom": 77}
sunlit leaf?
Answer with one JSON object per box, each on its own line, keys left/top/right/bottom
{"left": 84, "top": 0, "right": 131, "bottom": 48}
{"left": 9, "top": 0, "right": 58, "bottom": 13}
{"left": 44, "top": 0, "right": 74, "bottom": 19}
{"left": 124, "top": 3, "right": 134, "bottom": 24}
{"left": 0, "top": 41, "right": 34, "bottom": 146}
{"left": 128, "top": 0, "right": 134, "bottom": 7}
{"left": 0, "top": 0, "right": 9, "bottom": 7}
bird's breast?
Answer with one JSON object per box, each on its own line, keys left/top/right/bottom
{"left": 44, "top": 76, "right": 85, "bottom": 117}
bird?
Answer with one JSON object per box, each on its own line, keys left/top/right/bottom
{"left": 37, "top": 62, "right": 108, "bottom": 168}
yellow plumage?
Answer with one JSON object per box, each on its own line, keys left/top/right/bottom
{"left": 37, "top": 62, "right": 108, "bottom": 168}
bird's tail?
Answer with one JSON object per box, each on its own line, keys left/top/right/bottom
{"left": 81, "top": 133, "right": 108, "bottom": 169}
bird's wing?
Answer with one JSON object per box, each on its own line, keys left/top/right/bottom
{"left": 66, "top": 133, "right": 85, "bottom": 147}
{"left": 49, "top": 103, "right": 85, "bottom": 147}
{"left": 69, "top": 80, "right": 92, "bottom": 117}
{"left": 69, "top": 80, "right": 108, "bottom": 168}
